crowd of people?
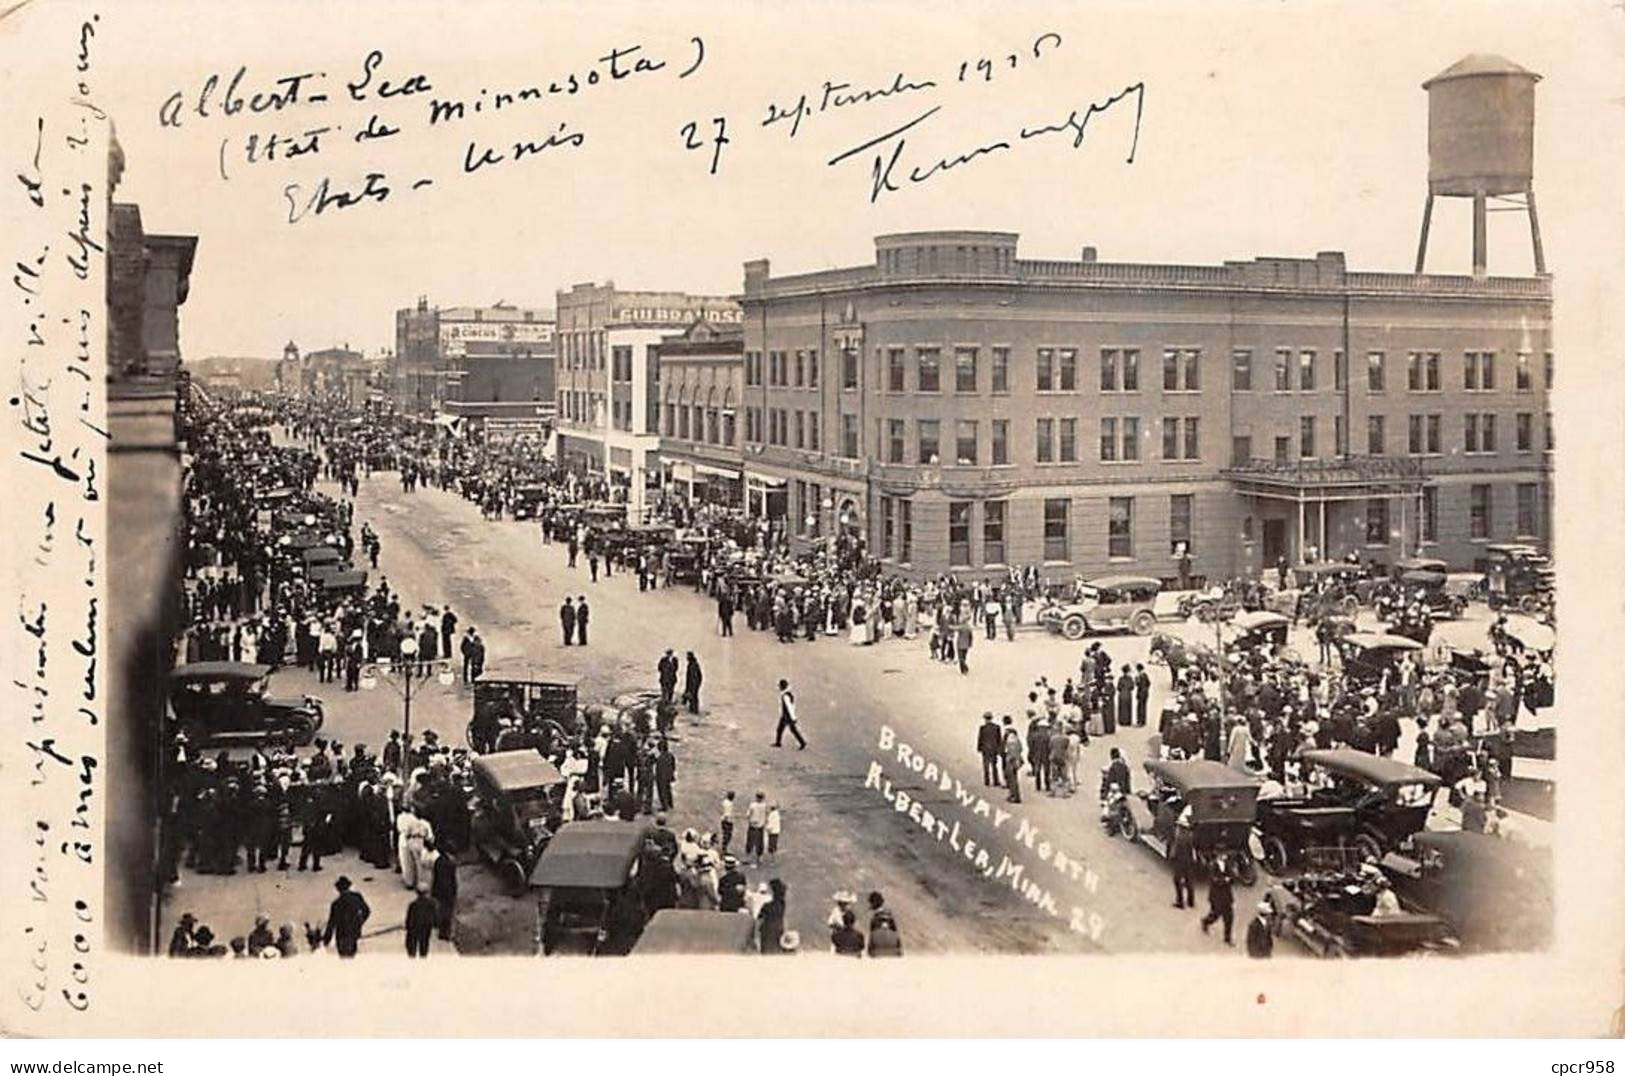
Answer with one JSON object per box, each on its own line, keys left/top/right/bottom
{"left": 166, "top": 390, "right": 1554, "bottom": 959}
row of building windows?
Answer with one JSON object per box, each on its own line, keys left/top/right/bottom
{"left": 664, "top": 403, "right": 738, "bottom": 447}
{"left": 557, "top": 389, "right": 604, "bottom": 425}
{"left": 742, "top": 346, "right": 1554, "bottom": 396}
{"left": 871, "top": 483, "right": 1540, "bottom": 569}
{"left": 742, "top": 410, "right": 1551, "bottom": 466}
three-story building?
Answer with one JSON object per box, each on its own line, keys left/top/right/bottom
{"left": 738, "top": 231, "right": 1551, "bottom": 583}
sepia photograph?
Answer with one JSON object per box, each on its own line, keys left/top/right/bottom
{"left": 3, "top": 0, "right": 1623, "bottom": 1045}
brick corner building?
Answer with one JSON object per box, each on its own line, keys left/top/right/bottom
{"left": 737, "top": 232, "right": 1552, "bottom": 583}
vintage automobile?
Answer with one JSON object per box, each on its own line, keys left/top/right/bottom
{"left": 468, "top": 666, "right": 581, "bottom": 753}
{"left": 1393, "top": 568, "right": 1469, "bottom": 619}
{"left": 1229, "top": 610, "right": 1291, "bottom": 652}
{"left": 1338, "top": 631, "right": 1425, "bottom": 686}
{"left": 1482, "top": 543, "right": 1553, "bottom": 613}
{"left": 469, "top": 750, "right": 566, "bottom": 893}
{"left": 510, "top": 484, "right": 552, "bottom": 520}
{"left": 529, "top": 819, "right": 653, "bottom": 955}
{"left": 1117, "top": 758, "right": 1260, "bottom": 886}
{"left": 1251, "top": 796, "right": 1359, "bottom": 875}
{"left": 1294, "top": 561, "right": 1369, "bottom": 603}
{"left": 168, "top": 661, "right": 324, "bottom": 748}
{"left": 1266, "top": 867, "right": 1457, "bottom": 957}
{"left": 632, "top": 909, "right": 757, "bottom": 955}
{"left": 1389, "top": 556, "right": 1448, "bottom": 578}
{"left": 665, "top": 536, "right": 711, "bottom": 584}
{"left": 317, "top": 568, "right": 369, "bottom": 598}
{"left": 1382, "top": 830, "right": 1552, "bottom": 952}
{"left": 1299, "top": 748, "right": 1442, "bottom": 861}
{"left": 1040, "top": 575, "right": 1163, "bottom": 640}
{"left": 301, "top": 545, "right": 342, "bottom": 570}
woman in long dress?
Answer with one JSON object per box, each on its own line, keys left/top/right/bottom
{"left": 848, "top": 597, "right": 867, "bottom": 646}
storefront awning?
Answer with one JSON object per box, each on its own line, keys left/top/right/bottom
{"left": 745, "top": 471, "right": 787, "bottom": 489}
{"left": 695, "top": 463, "right": 741, "bottom": 480}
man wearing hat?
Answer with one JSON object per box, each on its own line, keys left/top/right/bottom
{"left": 167, "top": 913, "right": 197, "bottom": 957}
{"left": 1246, "top": 897, "right": 1276, "bottom": 958}
{"left": 323, "top": 876, "right": 371, "bottom": 958}
{"left": 718, "top": 855, "right": 747, "bottom": 912}
{"left": 977, "top": 713, "right": 1003, "bottom": 788}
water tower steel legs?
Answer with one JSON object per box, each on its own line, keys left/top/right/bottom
{"left": 1472, "top": 191, "right": 1488, "bottom": 277}
{"left": 1415, "top": 192, "right": 1435, "bottom": 273}
{"left": 1526, "top": 186, "right": 1547, "bottom": 274}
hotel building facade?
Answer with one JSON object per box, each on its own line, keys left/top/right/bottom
{"left": 553, "top": 283, "right": 741, "bottom": 519}
{"left": 735, "top": 231, "right": 1552, "bottom": 584}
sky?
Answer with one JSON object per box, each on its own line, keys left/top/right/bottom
{"left": 73, "top": 0, "right": 1625, "bottom": 359}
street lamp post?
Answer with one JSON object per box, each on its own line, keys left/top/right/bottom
{"left": 398, "top": 636, "right": 419, "bottom": 772}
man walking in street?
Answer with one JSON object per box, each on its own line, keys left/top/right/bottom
{"left": 560, "top": 597, "right": 576, "bottom": 646}
{"left": 1135, "top": 663, "right": 1151, "bottom": 726}
{"left": 977, "top": 712, "right": 1003, "bottom": 787}
{"left": 683, "top": 651, "right": 703, "bottom": 714}
{"left": 1201, "top": 853, "right": 1237, "bottom": 945}
{"left": 405, "top": 890, "right": 438, "bottom": 957}
{"left": 718, "top": 591, "right": 735, "bottom": 637}
{"left": 430, "top": 838, "right": 458, "bottom": 942}
{"left": 773, "top": 678, "right": 807, "bottom": 749}
{"left": 575, "top": 597, "right": 590, "bottom": 646}
{"left": 654, "top": 740, "right": 677, "bottom": 812}
{"left": 440, "top": 607, "right": 457, "bottom": 660}
{"left": 322, "top": 876, "right": 370, "bottom": 958}
{"left": 1171, "top": 808, "right": 1197, "bottom": 910}
{"left": 658, "top": 649, "right": 679, "bottom": 705}
{"left": 1001, "top": 716, "right": 1024, "bottom": 804}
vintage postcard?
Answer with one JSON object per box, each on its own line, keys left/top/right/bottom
{"left": 2, "top": 0, "right": 1622, "bottom": 1039}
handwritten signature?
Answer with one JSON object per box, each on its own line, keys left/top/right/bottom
{"left": 828, "top": 82, "right": 1145, "bottom": 203}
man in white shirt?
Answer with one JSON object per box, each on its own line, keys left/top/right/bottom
{"left": 773, "top": 678, "right": 806, "bottom": 749}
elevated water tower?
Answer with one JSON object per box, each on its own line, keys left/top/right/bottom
{"left": 1415, "top": 54, "right": 1545, "bottom": 276}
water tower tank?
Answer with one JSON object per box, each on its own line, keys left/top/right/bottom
{"left": 1424, "top": 54, "right": 1539, "bottom": 197}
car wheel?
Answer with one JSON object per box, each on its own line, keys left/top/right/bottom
{"left": 287, "top": 717, "right": 315, "bottom": 747}
{"left": 503, "top": 859, "right": 528, "bottom": 897}
{"left": 1351, "top": 831, "right": 1384, "bottom": 865}
{"left": 1340, "top": 595, "right": 1359, "bottom": 617}
{"left": 1131, "top": 610, "right": 1156, "bottom": 636}
{"left": 1118, "top": 810, "right": 1139, "bottom": 842}
{"left": 1260, "top": 836, "right": 1290, "bottom": 875}
{"left": 1062, "top": 616, "right": 1087, "bottom": 641}
{"left": 1517, "top": 594, "right": 1541, "bottom": 614}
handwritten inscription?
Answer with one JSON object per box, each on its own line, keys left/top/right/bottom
{"left": 150, "top": 29, "right": 1144, "bottom": 218}
{"left": 7, "top": 8, "right": 105, "bottom": 1018}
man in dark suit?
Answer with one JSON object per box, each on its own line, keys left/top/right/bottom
{"left": 976, "top": 713, "right": 1003, "bottom": 787}
{"left": 322, "top": 876, "right": 371, "bottom": 958}
{"left": 575, "top": 596, "right": 590, "bottom": 646}
{"left": 657, "top": 649, "right": 679, "bottom": 704}
{"left": 1201, "top": 854, "right": 1236, "bottom": 944}
{"left": 1134, "top": 664, "right": 1152, "bottom": 726}
{"left": 405, "top": 891, "right": 438, "bottom": 957}
{"left": 559, "top": 597, "right": 576, "bottom": 646}
{"left": 430, "top": 839, "right": 458, "bottom": 941}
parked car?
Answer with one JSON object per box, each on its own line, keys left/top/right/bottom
{"left": 1040, "top": 575, "right": 1163, "bottom": 640}
{"left": 529, "top": 819, "right": 653, "bottom": 955}
{"left": 168, "top": 661, "right": 323, "bottom": 748}
{"left": 469, "top": 751, "right": 566, "bottom": 893}
{"left": 1337, "top": 631, "right": 1425, "bottom": 686}
{"left": 632, "top": 909, "right": 757, "bottom": 955}
{"left": 1116, "top": 758, "right": 1260, "bottom": 886}
{"left": 1299, "top": 748, "right": 1442, "bottom": 862}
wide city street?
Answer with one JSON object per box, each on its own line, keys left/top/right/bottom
{"left": 156, "top": 452, "right": 1544, "bottom": 958}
